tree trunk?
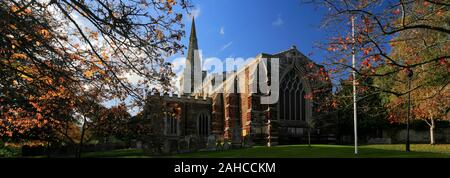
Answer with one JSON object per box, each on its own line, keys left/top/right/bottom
{"left": 308, "top": 128, "right": 311, "bottom": 149}
{"left": 430, "top": 118, "right": 435, "bottom": 145}
{"left": 46, "top": 141, "right": 51, "bottom": 158}
{"left": 77, "top": 117, "right": 87, "bottom": 158}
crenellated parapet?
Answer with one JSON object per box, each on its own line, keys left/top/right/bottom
{"left": 147, "top": 91, "right": 212, "bottom": 105}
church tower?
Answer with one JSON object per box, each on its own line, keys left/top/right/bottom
{"left": 181, "top": 18, "right": 202, "bottom": 95}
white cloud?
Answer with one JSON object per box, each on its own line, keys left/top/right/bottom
{"left": 169, "top": 56, "right": 187, "bottom": 93}
{"left": 220, "top": 26, "right": 225, "bottom": 35}
{"left": 188, "top": 6, "right": 201, "bottom": 19}
{"left": 171, "top": 57, "right": 186, "bottom": 75}
{"left": 220, "top": 42, "right": 233, "bottom": 51}
{"left": 123, "top": 71, "right": 144, "bottom": 85}
{"left": 272, "top": 14, "right": 284, "bottom": 26}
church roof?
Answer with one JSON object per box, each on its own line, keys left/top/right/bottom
{"left": 273, "top": 45, "right": 299, "bottom": 55}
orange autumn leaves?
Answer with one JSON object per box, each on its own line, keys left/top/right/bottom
{"left": 11, "top": 53, "right": 27, "bottom": 60}
{"left": 140, "top": 0, "right": 177, "bottom": 14}
{"left": 0, "top": 80, "right": 73, "bottom": 137}
{"left": 10, "top": 5, "right": 32, "bottom": 16}
{"left": 2, "top": 0, "right": 190, "bottom": 140}
{"left": 326, "top": 34, "right": 379, "bottom": 72}
{"left": 7, "top": 4, "right": 51, "bottom": 47}
{"left": 386, "top": 86, "right": 450, "bottom": 124}
{"left": 164, "top": 0, "right": 177, "bottom": 14}
{"left": 82, "top": 52, "right": 110, "bottom": 79}
{"left": 1, "top": 3, "right": 70, "bottom": 137}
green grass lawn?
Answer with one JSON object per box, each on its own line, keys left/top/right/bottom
{"left": 81, "top": 144, "right": 450, "bottom": 158}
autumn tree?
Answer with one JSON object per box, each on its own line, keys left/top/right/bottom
{"left": 1, "top": 0, "right": 190, "bottom": 145}
{"left": 308, "top": 0, "right": 447, "bottom": 89}
{"left": 90, "top": 103, "right": 131, "bottom": 144}
{"left": 309, "top": 0, "right": 448, "bottom": 141}
{"left": 374, "top": 1, "right": 450, "bottom": 144}
{"left": 334, "top": 76, "right": 389, "bottom": 142}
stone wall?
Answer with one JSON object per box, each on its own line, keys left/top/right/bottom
{"left": 381, "top": 128, "right": 450, "bottom": 144}
{"left": 338, "top": 128, "right": 450, "bottom": 144}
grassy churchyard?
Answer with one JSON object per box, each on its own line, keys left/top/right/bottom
{"left": 80, "top": 144, "right": 450, "bottom": 158}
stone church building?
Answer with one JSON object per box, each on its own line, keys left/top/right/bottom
{"left": 143, "top": 19, "right": 334, "bottom": 152}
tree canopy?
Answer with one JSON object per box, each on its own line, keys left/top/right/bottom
{"left": 1, "top": 0, "right": 190, "bottom": 143}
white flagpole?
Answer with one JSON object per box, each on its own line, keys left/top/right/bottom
{"left": 351, "top": 16, "right": 358, "bottom": 154}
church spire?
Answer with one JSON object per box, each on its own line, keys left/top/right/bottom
{"left": 187, "top": 17, "right": 198, "bottom": 53}
{"left": 183, "top": 17, "right": 200, "bottom": 94}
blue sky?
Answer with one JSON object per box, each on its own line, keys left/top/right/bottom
{"left": 110, "top": 0, "right": 332, "bottom": 114}
{"left": 170, "top": 0, "right": 329, "bottom": 72}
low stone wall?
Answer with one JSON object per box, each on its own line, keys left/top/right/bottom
{"left": 338, "top": 128, "right": 450, "bottom": 144}
{"left": 381, "top": 128, "right": 450, "bottom": 144}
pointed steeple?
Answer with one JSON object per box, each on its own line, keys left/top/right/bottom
{"left": 187, "top": 17, "right": 198, "bottom": 55}
{"left": 183, "top": 18, "right": 200, "bottom": 94}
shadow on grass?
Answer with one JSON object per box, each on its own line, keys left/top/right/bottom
{"left": 80, "top": 144, "right": 450, "bottom": 158}
{"left": 169, "top": 145, "right": 449, "bottom": 158}
{"left": 81, "top": 149, "right": 148, "bottom": 158}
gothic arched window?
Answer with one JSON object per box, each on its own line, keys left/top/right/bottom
{"left": 301, "top": 91, "right": 306, "bottom": 121}
{"left": 198, "top": 113, "right": 210, "bottom": 136}
{"left": 283, "top": 80, "right": 290, "bottom": 120}
{"left": 166, "top": 115, "right": 178, "bottom": 135}
{"left": 279, "top": 69, "right": 307, "bottom": 121}
{"left": 295, "top": 86, "right": 301, "bottom": 120}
